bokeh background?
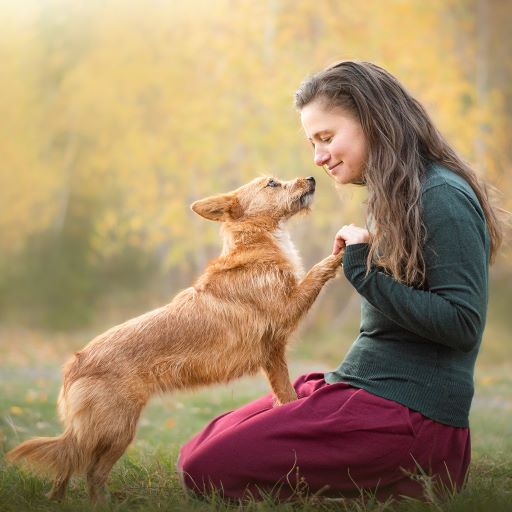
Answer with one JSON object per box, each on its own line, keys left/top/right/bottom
{"left": 1, "top": 0, "right": 511, "bottom": 373}
{"left": 1, "top": 1, "right": 512, "bottom": 508}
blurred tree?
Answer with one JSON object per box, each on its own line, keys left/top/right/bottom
{"left": 1, "top": 0, "right": 509, "bottom": 329}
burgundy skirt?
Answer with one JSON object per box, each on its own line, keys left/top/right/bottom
{"left": 178, "top": 372, "right": 470, "bottom": 501}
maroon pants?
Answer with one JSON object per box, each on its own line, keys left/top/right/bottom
{"left": 178, "top": 373, "right": 470, "bottom": 501}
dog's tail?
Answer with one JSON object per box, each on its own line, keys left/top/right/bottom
{"left": 6, "top": 429, "right": 80, "bottom": 477}
{"left": 7, "top": 355, "right": 86, "bottom": 478}
{"left": 7, "top": 351, "right": 143, "bottom": 495}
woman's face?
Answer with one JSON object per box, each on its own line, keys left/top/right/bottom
{"left": 300, "top": 99, "right": 368, "bottom": 185}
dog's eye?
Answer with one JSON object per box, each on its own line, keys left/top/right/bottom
{"left": 266, "top": 179, "right": 280, "bottom": 188}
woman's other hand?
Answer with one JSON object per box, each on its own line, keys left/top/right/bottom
{"left": 332, "top": 224, "right": 370, "bottom": 255}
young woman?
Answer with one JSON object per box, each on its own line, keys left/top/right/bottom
{"left": 178, "top": 61, "right": 503, "bottom": 501}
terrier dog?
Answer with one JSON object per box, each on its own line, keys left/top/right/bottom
{"left": 7, "top": 175, "right": 343, "bottom": 502}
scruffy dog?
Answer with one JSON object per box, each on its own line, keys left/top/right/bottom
{"left": 7, "top": 175, "right": 343, "bottom": 502}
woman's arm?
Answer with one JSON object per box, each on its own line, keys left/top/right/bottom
{"left": 342, "top": 183, "right": 489, "bottom": 353}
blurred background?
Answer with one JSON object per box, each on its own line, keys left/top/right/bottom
{"left": 0, "top": 0, "right": 511, "bottom": 366}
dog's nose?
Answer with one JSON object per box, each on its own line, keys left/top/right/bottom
{"left": 306, "top": 176, "right": 315, "bottom": 184}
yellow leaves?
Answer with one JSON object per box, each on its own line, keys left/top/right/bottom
{"left": 7, "top": 392, "right": 48, "bottom": 418}
{"left": 164, "top": 418, "right": 176, "bottom": 429}
{"left": 24, "top": 390, "right": 49, "bottom": 404}
{"left": 479, "top": 375, "right": 497, "bottom": 387}
{"left": 1, "top": 0, "right": 510, "bottom": 269}
{"left": 9, "top": 406, "right": 23, "bottom": 416}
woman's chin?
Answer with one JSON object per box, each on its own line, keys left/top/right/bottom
{"left": 332, "top": 173, "right": 348, "bottom": 185}
{"left": 332, "top": 170, "right": 364, "bottom": 186}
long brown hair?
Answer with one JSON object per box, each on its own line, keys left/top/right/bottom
{"left": 295, "top": 60, "right": 503, "bottom": 286}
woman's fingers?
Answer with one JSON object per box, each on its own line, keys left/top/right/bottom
{"left": 332, "top": 225, "right": 370, "bottom": 253}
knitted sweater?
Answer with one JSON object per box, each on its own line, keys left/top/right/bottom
{"left": 324, "top": 164, "right": 490, "bottom": 428}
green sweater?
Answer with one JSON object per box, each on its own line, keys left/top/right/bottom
{"left": 325, "top": 164, "right": 490, "bottom": 428}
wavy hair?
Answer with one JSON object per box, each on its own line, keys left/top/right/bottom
{"left": 295, "top": 60, "right": 503, "bottom": 286}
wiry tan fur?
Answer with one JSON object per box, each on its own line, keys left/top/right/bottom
{"left": 6, "top": 176, "right": 343, "bottom": 502}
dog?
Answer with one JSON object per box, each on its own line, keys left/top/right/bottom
{"left": 7, "top": 175, "right": 343, "bottom": 502}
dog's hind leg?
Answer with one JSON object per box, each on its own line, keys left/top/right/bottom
{"left": 85, "top": 411, "right": 139, "bottom": 503}
{"left": 46, "top": 470, "right": 72, "bottom": 501}
{"left": 86, "top": 444, "right": 128, "bottom": 504}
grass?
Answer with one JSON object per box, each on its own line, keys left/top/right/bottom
{"left": 1, "top": 288, "right": 512, "bottom": 512}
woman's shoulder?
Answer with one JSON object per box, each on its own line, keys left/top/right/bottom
{"left": 421, "top": 163, "right": 485, "bottom": 221}
{"left": 422, "top": 163, "right": 479, "bottom": 203}
{"left": 423, "top": 163, "right": 471, "bottom": 192}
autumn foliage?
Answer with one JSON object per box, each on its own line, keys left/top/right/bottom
{"left": 1, "top": 0, "right": 510, "bottom": 328}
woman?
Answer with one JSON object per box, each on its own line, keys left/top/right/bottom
{"left": 178, "top": 61, "right": 503, "bottom": 501}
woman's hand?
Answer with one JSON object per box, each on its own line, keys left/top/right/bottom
{"left": 332, "top": 224, "right": 370, "bottom": 255}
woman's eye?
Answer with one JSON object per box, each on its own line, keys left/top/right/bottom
{"left": 267, "top": 179, "right": 280, "bottom": 188}
{"left": 320, "top": 136, "right": 332, "bottom": 143}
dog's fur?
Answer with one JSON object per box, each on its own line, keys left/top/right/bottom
{"left": 6, "top": 176, "right": 343, "bottom": 502}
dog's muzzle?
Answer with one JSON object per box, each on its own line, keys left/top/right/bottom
{"left": 299, "top": 191, "right": 314, "bottom": 208}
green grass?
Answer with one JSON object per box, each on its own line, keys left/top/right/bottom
{"left": 1, "top": 319, "right": 512, "bottom": 511}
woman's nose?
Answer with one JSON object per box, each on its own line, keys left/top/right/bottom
{"left": 314, "top": 148, "right": 329, "bottom": 166}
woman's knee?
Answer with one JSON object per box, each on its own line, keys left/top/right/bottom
{"left": 178, "top": 444, "right": 225, "bottom": 495}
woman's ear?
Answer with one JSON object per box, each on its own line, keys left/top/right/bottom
{"left": 190, "top": 194, "right": 242, "bottom": 221}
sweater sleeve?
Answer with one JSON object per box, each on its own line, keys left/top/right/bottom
{"left": 343, "top": 183, "right": 489, "bottom": 353}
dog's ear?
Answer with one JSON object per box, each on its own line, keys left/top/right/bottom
{"left": 190, "top": 194, "right": 242, "bottom": 221}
